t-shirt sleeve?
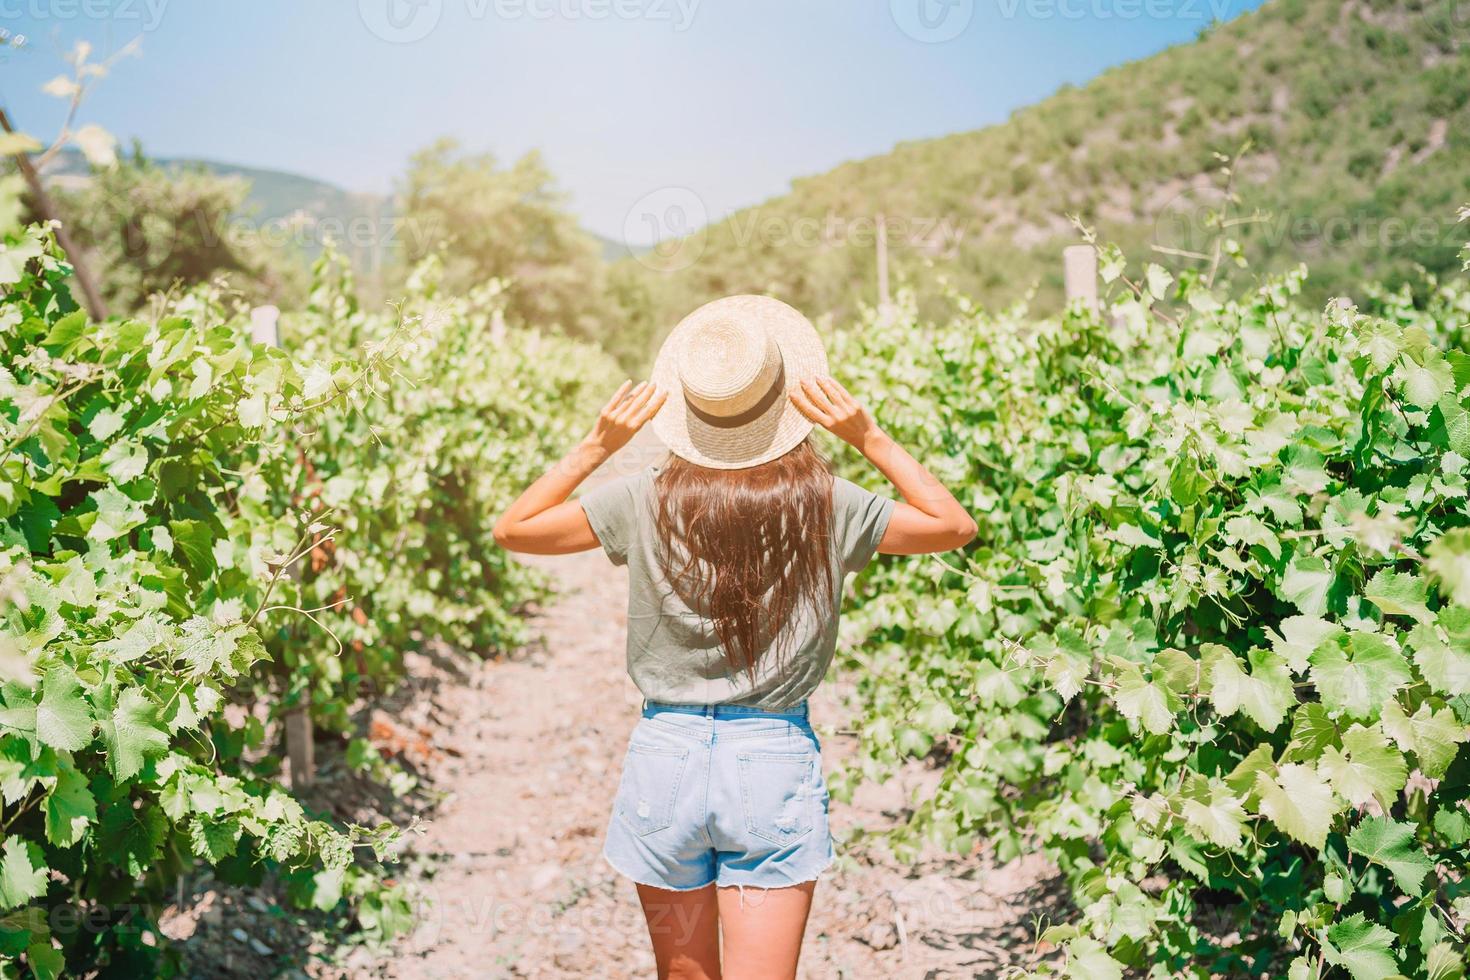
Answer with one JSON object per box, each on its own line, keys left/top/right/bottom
{"left": 832, "top": 477, "right": 896, "bottom": 574}
{"left": 579, "top": 472, "right": 643, "bottom": 566}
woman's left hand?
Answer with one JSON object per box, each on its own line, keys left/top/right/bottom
{"left": 583, "top": 381, "right": 667, "bottom": 456}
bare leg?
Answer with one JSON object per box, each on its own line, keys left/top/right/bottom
{"left": 716, "top": 881, "right": 816, "bottom": 980}
{"left": 636, "top": 883, "right": 722, "bottom": 980}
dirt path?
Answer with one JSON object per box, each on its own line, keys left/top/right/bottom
{"left": 384, "top": 436, "right": 1061, "bottom": 979}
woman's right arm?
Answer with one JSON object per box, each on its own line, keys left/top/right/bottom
{"left": 491, "top": 381, "right": 665, "bottom": 554}
{"left": 790, "top": 376, "right": 977, "bottom": 555}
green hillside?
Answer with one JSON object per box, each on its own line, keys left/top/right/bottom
{"left": 619, "top": 0, "right": 1470, "bottom": 343}
{"left": 192, "top": 160, "right": 381, "bottom": 225}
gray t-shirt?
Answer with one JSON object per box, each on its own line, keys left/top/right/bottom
{"left": 580, "top": 462, "right": 895, "bottom": 709}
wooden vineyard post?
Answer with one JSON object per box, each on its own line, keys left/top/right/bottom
{"left": 249, "top": 305, "right": 280, "bottom": 346}
{"left": 249, "top": 305, "right": 317, "bottom": 789}
{"left": 1063, "top": 244, "right": 1099, "bottom": 314}
{"left": 284, "top": 708, "right": 315, "bottom": 790}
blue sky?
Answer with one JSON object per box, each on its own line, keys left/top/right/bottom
{"left": 1, "top": 0, "right": 1268, "bottom": 243}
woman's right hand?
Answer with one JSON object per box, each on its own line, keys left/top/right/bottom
{"left": 583, "top": 381, "right": 666, "bottom": 456}
{"left": 790, "top": 376, "right": 885, "bottom": 454}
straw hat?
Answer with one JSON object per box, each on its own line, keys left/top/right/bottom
{"left": 651, "top": 295, "right": 828, "bottom": 469}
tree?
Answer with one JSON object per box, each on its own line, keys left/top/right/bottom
{"left": 49, "top": 149, "right": 303, "bottom": 314}
{"left": 397, "top": 139, "right": 609, "bottom": 344}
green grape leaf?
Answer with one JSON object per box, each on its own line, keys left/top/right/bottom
{"left": 1309, "top": 633, "right": 1412, "bottom": 720}
{"left": 1043, "top": 643, "right": 1091, "bottom": 703}
{"left": 97, "top": 798, "right": 167, "bottom": 878}
{"left": 0, "top": 737, "right": 38, "bottom": 806}
{"left": 1322, "top": 913, "right": 1398, "bottom": 980}
{"left": 1152, "top": 648, "right": 1200, "bottom": 696}
{"left": 1363, "top": 569, "right": 1435, "bottom": 624}
{"left": 1287, "top": 956, "right": 1316, "bottom": 980}
{"left": 1381, "top": 700, "right": 1468, "bottom": 779}
{"left": 1064, "top": 937, "right": 1123, "bottom": 980}
{"left": 0, "top": 234, "right": 43, "bottom": 287}
{"left": 1434, "top": 806, "right": 1470, "bottom": 845}
{"left": 1427, "top": 942, "right": 1465, "bottom": 980}
{"left": 1409, "top": 606, "right": 1470, "bottom": 697}
{"left": 1209, "top": 647, "right": 1293, "bottom": 731}
{"left": 1181, "top": 782, "right": 1246, "bottom": 849}
{"left": 95, "top": 687, "right": 169, "bottom": 782}
{"left": 101, "top": 616, "right": 164, "bottom": 666}
{"left": 1285, "top": 702, "right": 1341, "bottom": 762}
{"left": 307, "top": 867, "right": 345, "bottom": 911}
{"left": 85, "top": 407, "right": 125, "bottom": 441}
{"left": 1283, "top": 445, "right": 1329, "bottom": 495}
{"left": 1269, "top": 615, "right": 1343, "bottom": 674}
{"left": 44, "top": 761, "right": 96, "bottom": 848}
{"left": 178, "top": 620, "right": 248, "bottom": 679}
{"left": 26, "top": 941, "right": 64, "bottom": 980}
{"left": 0, "top": 687, "right": 37, "bottom": 739}
{"left": 1110, "top": 522, "right": 1162, "bottom": 549}
{"left": 168, "top": 519, "right": 218, "bottom": 581}
{"left": 1427, "top": 528, "right": 1470, "bottom": 607}
{"left": 1318, "top": 724, "right": 1406, "bottom": 810}
{"left": 86, "top": 486, "right": 146, "bottom": 543}
{"left": 1225, "top": 743, "right": 1276, "bottom": 806}
{"left": 188, "top": 816, "right": 242, "bottom": 863}
{"left": 1225, "top": 514, "right": 1281, "bottom": 559}
{"left": 34, "top": 668, "right": 93, "bottom": 752}
{"left": 1279, "top": 554, "right": 1334, "bottom": 616}
{"left": 1248, "top": 480, "right": 1303, "bottom": 526}
{"left": 1346, "top": 816, "right": 1434, "bottom": 898}
{"left": 0, "top": 839, "right": 47, "bottom": 911}
{"left": 1256, "top": 763, "right": 1339, "bottom": 849}
{"left": 0, "top": 908, "right": 41, "bottom": 958}
{"left": 1398, "top": 352, "right": 1454, "bottom": 410}
{"left": 1145, "top": 263, "right": 1174, "bottom": 300}
{"left": 1112, "top": 663, "right": 1174, "bottom": 735}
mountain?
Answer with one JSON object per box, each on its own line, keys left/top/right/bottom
{"left": 618, "top": 0, "right": 1470, "bottom": 339}
{"left": 41, "top": 148, "right": 386, "bottom": 229}
{"left": 591, "top": 231, "right": 647, "bottom": 262}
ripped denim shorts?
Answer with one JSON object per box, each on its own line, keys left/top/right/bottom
{"left": 603, "top": 701, "right": 834, "bottom": 892}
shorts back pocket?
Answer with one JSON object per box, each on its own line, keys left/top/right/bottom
{"left": 616, "top": 743, "right": 689, "bottom": 837}
{"left": 736, "top": 751, "right": 816, "bottom": 845}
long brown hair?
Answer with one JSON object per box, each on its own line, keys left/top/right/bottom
{"left": 652, "top": 439, "right": 834, "bottom": 677}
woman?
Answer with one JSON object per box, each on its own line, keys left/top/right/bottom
{"left": 493, "top": 295, "right": 975, "bottom": 979}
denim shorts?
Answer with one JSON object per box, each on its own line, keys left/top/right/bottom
{"left": 603, "top": 701, "right": 835, "bottom": 892}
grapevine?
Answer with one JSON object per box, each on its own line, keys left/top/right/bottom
{"left": 0, "top": 200, "right": 614, "bottom": 974}
{"left": 834, "top": 219, "right": 1470, "bottom": 977}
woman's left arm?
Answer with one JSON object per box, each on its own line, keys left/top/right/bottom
{"left": 492, "top": 381, "right": 666, "bottom": 555}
